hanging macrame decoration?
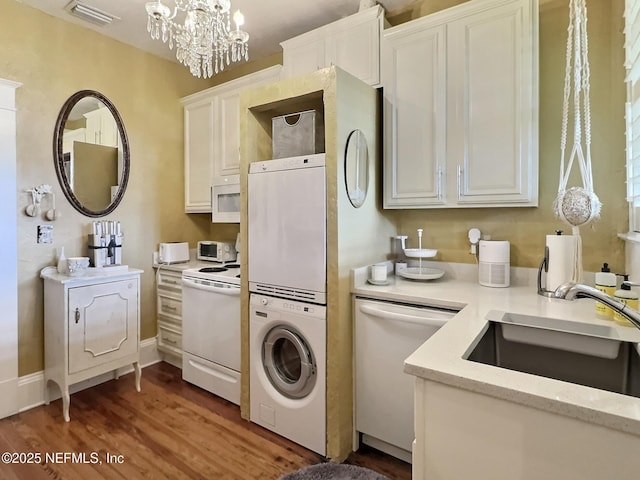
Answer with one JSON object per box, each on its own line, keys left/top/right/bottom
{"left": 553, "top": 0, "right": 601, "bottom": 230}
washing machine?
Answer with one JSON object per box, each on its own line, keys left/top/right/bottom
{"left": 249, "top": 293, "right": 326, "bottom": 456}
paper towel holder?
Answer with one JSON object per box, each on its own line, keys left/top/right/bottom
{"left": 537, "top": 246, "right": 556, "bottom": 297}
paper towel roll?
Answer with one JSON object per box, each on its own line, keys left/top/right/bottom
{"left": 545, "top": 234, "right": 582, "bottom": 290}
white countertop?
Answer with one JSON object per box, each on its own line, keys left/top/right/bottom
{"left": 41, "top": 266, "right": 143, "bottom": 284}
{"left": 152, "top": 250, "right": 227, "bottom": 273}
{"left": 152, "top": 260, "right": 208, "bottom": 273}
{"left": 351, "top": 262, "right": 640, "bottom": 437}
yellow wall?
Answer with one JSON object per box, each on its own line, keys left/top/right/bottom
{"left": 387, "top": 0, "right": 627, "bottom": 273}
{"left": 1, "top": 0, "right": 225, "bottom": 376}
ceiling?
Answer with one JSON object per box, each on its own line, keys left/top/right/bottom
{"left": 18, "top": 0, "right": 416, "bottom": 68}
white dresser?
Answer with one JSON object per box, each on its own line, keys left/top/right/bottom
{"left": 41, "top": 267, "right": 142, "bottom": 421}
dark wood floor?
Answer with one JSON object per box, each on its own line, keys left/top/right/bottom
{"left": 0, "top": 362, "right": 411, "bottom": 479}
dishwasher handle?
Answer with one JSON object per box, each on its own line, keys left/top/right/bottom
{"left": 182, "top": 277, "right": 240, "bottom": 296}
{"left": 358, "top": 303, "right": 450, "bottom": 328}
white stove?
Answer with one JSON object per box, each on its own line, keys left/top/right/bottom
{"left": 182, "top": 262, "right": 240, "bottom": 286}
{"left": 181, "top": 261, "right": 241, "bottom": 404}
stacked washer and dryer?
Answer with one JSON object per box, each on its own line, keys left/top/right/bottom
{"left": 247, "top": 154, "right": 327, "bottom": 456}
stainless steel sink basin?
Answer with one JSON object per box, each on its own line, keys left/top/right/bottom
{"left": 465, "top": 310, "right": 640, "bottom": 398}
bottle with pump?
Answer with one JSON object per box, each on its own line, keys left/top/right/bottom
{"left": 613, "top": 275, "right": 639, "bottom": 326}
{"left": 594, "top": 263, "right": 616, "bottom": 319}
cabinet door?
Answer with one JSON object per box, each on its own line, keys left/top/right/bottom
{"left": 382, "top": 23, "right": 447, "bottom": 208}
{"left": 84, "top": 110, "right": 101, "bottom": 145}
{"left": 326, "top": 13, "right": 381, "bottom": 86}
{"left": 214, "top": 87, "right": 242, "bottom": 177}
{"left": 448, "top": 0, "right": 537, "bottom": 205}
{"left": 281, "top": 32, "right": 325, "bottom": 79}
{"left": 68, "top": 279, "right": 138, "bottom": 375}
{"left": 184, "top": 99, "right": 215, "bottom": 212}
{"left": 83, "top": 108, "right": 118, "bottom": 148}
{"left": 99, "top": 109, "right": 119, "bottom": 148}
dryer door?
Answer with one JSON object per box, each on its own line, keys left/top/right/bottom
{"left": 263, "top": 325, "right": 317, "bottom": 399}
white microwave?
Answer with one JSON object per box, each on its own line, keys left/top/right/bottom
{"left": 197, "top": 240, "right": 237, "bottom": 263}
{"left": 211, "top": 175, "right": 240, "bottom": 223}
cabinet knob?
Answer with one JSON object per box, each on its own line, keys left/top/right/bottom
{"left": 75, "top": 308, "right": 80, "bottom": 324}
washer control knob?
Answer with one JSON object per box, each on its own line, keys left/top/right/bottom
{"left": 260, "top": 298, "right": 268, "bottom": 305}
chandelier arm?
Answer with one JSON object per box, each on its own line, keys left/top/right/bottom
{"left": 167, "top": 5, "right": 179, "bottom": 21}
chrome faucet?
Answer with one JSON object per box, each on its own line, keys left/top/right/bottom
{"left": 551, "top": 282, "right": 640, "bottom": 331}
{"left": 537, "top": 251, "right": 640, "bottom": 330}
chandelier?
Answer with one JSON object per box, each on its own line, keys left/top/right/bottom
{"left": 145, "top": 0, "right": 249, "bottom": 78}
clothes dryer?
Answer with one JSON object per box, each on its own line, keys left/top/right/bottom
{"left": 249, "top": 293, "right": 326, "bottom": 456}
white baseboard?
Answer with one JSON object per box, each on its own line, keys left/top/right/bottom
{"left": 0, "top": 377, "right": 19, "bottom": 418}
{"left": 160, "top": 350, "right": 182, "bottom": 369}
{"left": 18, "top": 337, "right": 162, "bottom": 413}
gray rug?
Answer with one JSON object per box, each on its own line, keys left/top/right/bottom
{"left": 279, "top": 463, "right": 392, "bottom": 480}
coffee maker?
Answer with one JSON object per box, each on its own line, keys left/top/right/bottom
{"left": 88, "top": 221, "right": 123, "bottom": 267}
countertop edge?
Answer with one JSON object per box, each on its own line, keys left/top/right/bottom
{"left": 403, "top": 360, "right": 640, "bottom": 437}
{"left": 41, "top": 267, "right": 144, "bottom": 283}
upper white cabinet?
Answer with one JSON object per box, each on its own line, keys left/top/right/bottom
{"left": 383, "top": 0, "right": 539, "bottom": 209}
{"left": 182, "top": 98, "right": 214, "bottom": 213}
{"left": 84, "top": 107, "right": 119, "bottom": 148}
{"left": 181, "top": 65, "right": 282, "bottom": 213}
{"left": 281, "top": 6, "right": 387, "bottom": 86}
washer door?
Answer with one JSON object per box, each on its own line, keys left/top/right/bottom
{"left": 262, "top": 325, "right": 317, "bottom": 399}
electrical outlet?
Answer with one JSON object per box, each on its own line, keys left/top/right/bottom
{"left": 468, "top": 228, "right": 481, "bottom": 254}
{"left": 37, "top": 225, "right": 53, "bottom": 244}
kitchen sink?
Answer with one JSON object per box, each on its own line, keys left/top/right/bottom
{"left": 465, "top": 310, "right": 640, "bottom": 398}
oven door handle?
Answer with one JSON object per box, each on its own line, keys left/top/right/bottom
{"left": 182, "top": 277, "right": 240, "bottom": 295}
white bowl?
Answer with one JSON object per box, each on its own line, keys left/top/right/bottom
{"left": 403, "top": 248, "right": 437, "bottom": 258}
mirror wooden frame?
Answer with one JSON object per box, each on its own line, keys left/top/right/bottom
{"left": 53, "top": 90, "right": 130, "bottom": 217}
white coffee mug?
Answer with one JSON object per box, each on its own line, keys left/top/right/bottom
{"left": 371, "top": 263, "right": 387, "bottom": 282}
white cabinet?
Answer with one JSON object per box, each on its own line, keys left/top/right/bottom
{"left": 42, "top": 269, "right": 142, "bottom": 422}
{"left": 84, "top": 107, "right": 119, "bottom": 147}
{"left": 155, "top": 269, "right": 183, "bottom": 363}
{"left": 383, "top": 0, "right": 538, "bottom": 208}
{"left": 181, "top": 65, "right": 282, "bottom": 213}
{"left": 281, "top": 5, "right": 387, "bottom": 86}
{"left": 183, "top": 99, "right": 214, "bottom": 212}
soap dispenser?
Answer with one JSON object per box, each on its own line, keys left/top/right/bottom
{"left": 594, "top": 263, "right": 616, "bottom": 319}
{"left": 613, "top": 275, "right": 639, "bottom": 326}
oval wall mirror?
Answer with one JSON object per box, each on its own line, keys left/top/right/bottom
{"left": 344, "top": 129, "right": 369, "bottom": 208}
{"left": 53, "top": 90, "right": 130, "bottom": 217}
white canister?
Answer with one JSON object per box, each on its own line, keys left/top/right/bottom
{"left": 371, "top": 263, "right": 387, "bottom": 282}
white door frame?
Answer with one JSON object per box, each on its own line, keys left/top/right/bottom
{"left": 0, "top": 78, "right": 21, "bottom": 419}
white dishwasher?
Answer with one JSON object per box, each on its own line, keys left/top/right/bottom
{"left": 354, "top": 296, "right": 457, "bottom": 463}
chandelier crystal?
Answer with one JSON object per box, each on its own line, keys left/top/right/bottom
{"left": 145, "top": 0, "right": 249, "bottom": 78}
